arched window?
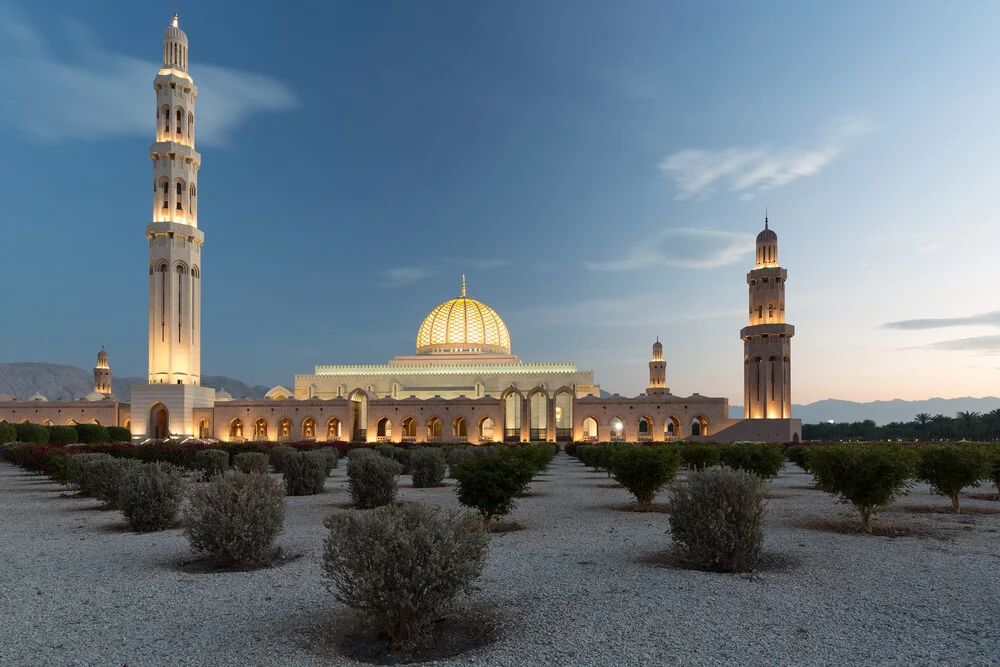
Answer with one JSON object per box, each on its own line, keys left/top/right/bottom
{"left": 162, "top": 105, "right": 170, "bottom": 133}
{"left": 479, "top": 417, "right": 494, "bottom": 441}
{"left": 503, "top": 391, "right": 521, "bottom": 442}
{"left": 638, "top": 418, "right": 649, "bottom": 437}
{"left": 582, "top": 416, "right": 598, "bottom": 440}
{"left": 189, "top": 184, "right": 196, "bottom": 215}
{"left": 188, "top": 112, "right": 194, "bottom": 138}
{"left": 757, "top": 304, "right": 763, "bottom": 320}
{"left": 175, "top": 181, "right": 184, "bottom": 210}
{"left": 327, "top": 418, "right": 341, "bottom": 440}
{"left": 278, "top": 417, "right": 291, "bottom": 439}
{"left": 401, "top": 417, "right": 416, "bottom": 439}
{"left": 376, "top": 417, "right": 391, "bottom": 439}
{"left": 161, "top": 179, "right": 169, "bottom": 208}
{"left": 427, "top": 417, "right": 442, "bottom": 439}
{"left": 198, "top": 419, "right": 210, "bottom": 439}
{"left": 175, "top": 108, "right": 183, "bottom": 135}
{"left": 254, "top": 418, "right": 268, "bottom": 440}
{"left": 610, "top": 417, "right": 624, "bottom": 441}
{"left": 453, "top": 417, "right": 468, "bottom": 439}
{"left": 768, "top": 303, "right": 774, "bottom": 318}
{"left": 303, "top": 417, "right": 316, "bottom": 439}
{"left": 529, "top": 391, "right": 547, "bottom": 441}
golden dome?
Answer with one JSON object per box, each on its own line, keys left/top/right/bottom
{"left": 416, "top": 278, "right": 511, "bottom": 355}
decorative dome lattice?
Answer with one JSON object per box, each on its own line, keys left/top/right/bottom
{"left": 416, "top": 278, "right": 511, "bottom": 355}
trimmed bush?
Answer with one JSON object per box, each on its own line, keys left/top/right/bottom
{"left": 48, "top": 425, "right": 80, "bottom": 446}
{"left": 347, "top": 455, "right": 403, "bottom": 509}
{"left": 667, "top": 466, "right": 766, "bottom": 571}
{"left": 916, "top": 445, "right": 991, "bottom": 513}
{"left": 679, "top": 444, "right": 721, "bottom": 471}
{"left": 194, "top": 449, "right": 230, "bottom": 479}
{"left": 452, "top": 451, "right": 536, "bottom": 526}
{"left": 233, "top": 452, "right": 269, "bottom": 475}
{"left": 119, "top": 462, "right": 186, "bottom": 531}
{"left": 268, "top": 446, "right": 296, "bottom": 473}
{"left": 91, "top": 457, "right": 143, "bottom": 509}
{"left": 75, "top": 423, "right": 110, "bottom": 445}
{"left": 283, "top": 450, "right": 328, "bottom": 496}
{"left": 67, "top": 452, "right": 113, "bottom": 496}
{"left": 376, "top": 444, "right": 411, "bottom": 473}
{"left": 16, "top": 423, "right": 49, "bottom": 446}
{"left": 348, "top": 446, "right": 378, "bottom": 460}
{"left": 609, "top": 445, "right": 681, "bottom": 511}
{"left": 183, "top": 471, "right": 286, "bottom": 566}
{"left": 410, "top": 448, "right": 447, "bottom": 488}
{"left": 0, "top": 422, "right": 16, "bottom": 444}
{"left": 719, "top": 443, "right": 785, "bottom": 478}
{"left": 323, "top": 501, "right": 489, "bottom": 649}
{"left": 807, "top": 444, "right": 919, "bottom": 532}
{"left": 520, "top": 443, "right": 555, "bottom": 474}
{"left": 318, "top": 447, "right": 339, "bottom": 475}
{"left": 107, "top": 426, "right": 131, "bottom": 442}
{"left": 43, "top": 448, "right": 70, "bottom": 484}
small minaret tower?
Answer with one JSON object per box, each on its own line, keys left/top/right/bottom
{"left": 647, "top": 337, "right": 668, "bottom": 395}
{"left": 147, "top": 11, "right": 203, "bottom": 386}
{"left": 132, "top": 13, "right": 215, "bottom": 440}
{"left": 740, "top": 217, "right": 795, "bottom": 419}
{"left": 93, "top": 347, "right": 112, "bottom": 398}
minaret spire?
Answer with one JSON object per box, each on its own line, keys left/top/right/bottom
{"left": 461, "top": 275, "right": 466, "bottom": 297}
{"left": 172, "top": 10, "right": 179, "bottom": 28}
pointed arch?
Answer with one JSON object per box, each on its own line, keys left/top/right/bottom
{"left": 554, "top": 387, "right": 574, "bottom": 442}
{"left": 453, "top": 416, "right": 468, "bottom": 440}
{"left": 254, "top": 417, "right": 268, "bottom": 440}
{"left": 278, "top": 417, "right": 292, "bottom": 440}
{"left": 427, "top": 417, "right": 442, "bottom": 440}
{"left": 327, "top": 417, "right": 342, "bottom": 440}
{"left": 478, "top": 416, "right": 495, "bottom": 442}
{"left": 581, "top": 416, "right": 598, "bottom": 441}
{"left": 376, "top": 417, "right": 391, "bottom": 440}
{"left": 303, "top": 417, "right": 316, "bottom": 440}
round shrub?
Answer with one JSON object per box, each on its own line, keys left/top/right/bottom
{"left": 678, "top": 444, "right": 721, "bottom": 471}
{"left": 268, "top": 446, "right": 296, "bottom": 473}
{"left": 233, "top": 452, "right": 269, "bottom": 475}
{"left": 609, "top": 445, "right": 681, "bottom": 511}
{"left": 916, "top": 444, "right": 991, "bottom": 513}
{"left": 183, "top": 471, "right": 286, "bottom": 567}
{"left": 667, "top": 466, "right": 767, "bottom": 571}
{"left": 347, "top": 455, "right": 403, "bottom": 509}
{"left": 806, "top": 444, "right": 919, "bottom": 533}
{"left": 376, "top": 444, "right": 411, "bottom": 473}
{"left": 719, "top": 442, "right": 785, "bottom": 478}
{"left": 283, "top": 450, "right": 328, "bottom": 496}
{"left": 318, "top": 447, "right": 339, "bottom": 475}
{"left": 107, "top": 426, "right": 132, "bottom": 442}
{"left": 324, "top": 501, "right": 489, "bottom": 649}
{"left": 0, "top": 422, "right": 17, "bottom": 444}
{"left": 118, "top": 462, "right": 186, "bottom": 531}
{"left": 348, "top": 446, "right": 378, "bottom": 460}
{"left": 67, "top": 452, "right": 113, "bottom": 496}
{"left": 91, "top": 458, "right": 143, "bottom": 509}
{"left": 194, "top": 448, "right": 230, "bottom": 479}
{"left": 452, "top": 451, "right": 536, "bottom": 526}
{"left": 48, "top": 425, "right": 80, "bottom": 446}
{"left": 410, "top": 448, "right": 447, "bottom": 488}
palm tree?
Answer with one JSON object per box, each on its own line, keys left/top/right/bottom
{"left": 913, "top": 413, "right": 931, "bottom": 441}
{"left": 984, "top": 408, "right": 1000, "bottom": 442}
{"left": 955, "top": 411, "right": 981, "bottom": 441}
{"left": 930, "top": 414, "right": 953, "bottom": 440}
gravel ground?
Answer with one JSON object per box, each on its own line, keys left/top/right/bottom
{"left": 1, "top": 454, "right": 998, "bottom": 666}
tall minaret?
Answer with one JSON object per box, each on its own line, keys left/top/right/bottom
{"left": 741, "top": 217, "right": 794, "bottom": 419}
{"left": 132, "top": 13, "right": 215, "bottom": 441}
{"left": 647, "top": 338, "right": 668, "bottom": 395}
{"left": 147, "top": 12, "right": 203, "bottom": 386}
{"left": 93, "top": 347, "right": 112, "bottom": 398}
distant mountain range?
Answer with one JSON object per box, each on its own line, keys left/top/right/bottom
{"left": 729, "top": 397, "right": 1000, "bottom": 425}
{"left": 0, "top": 362, "right": 272, "bottom": 402}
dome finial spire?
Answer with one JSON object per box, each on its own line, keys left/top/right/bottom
{"left": 765, "top": 206, "right": 769, "bottom": 230}
{"left": 172, "top": 9, "right": 179, "bottom": 28}
{"left": 461, "top": 274, "right": 466, "bottom": 297}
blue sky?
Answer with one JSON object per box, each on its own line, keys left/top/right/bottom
{"left": 1, "top": 0, "right": 999, "bottom": 404}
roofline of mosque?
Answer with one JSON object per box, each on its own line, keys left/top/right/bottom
{"left": 308, "top": 361, "right": 587, "bottom": 376}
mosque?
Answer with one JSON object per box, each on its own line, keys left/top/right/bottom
{"left": 0, "top": 15, "right": 801, "bottom": 445}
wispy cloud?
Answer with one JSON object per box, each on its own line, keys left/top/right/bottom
{"left": 587, "top": 228, "right": 753, "bottom": 272}
{"left": 379, "top": 267, "right": 432, "bottom": 288}
{"left": 0, "top": 13, "right": 297, "bottom": 146}
{"left": 922, "top": 335, "right": 1000, "bottom": 354}
{"left": 513, "top": 292, "right": 742, "bottom": 330}
{"left": 884, "top": 311, "right": 1000, "bottom": 330}
{"left": 658, "top": 116, "right": 873, "bottom": 201}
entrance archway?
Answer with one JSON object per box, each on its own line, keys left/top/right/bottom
{"left": 198, "top": 418, "right": 210, "bottom": 439}
{"left": 149, "top": 403, "right": 168, "bottom": 439}
{"left": 349, "top": 390, "right": 368, "bottom": 442}
{"left": 503, "top": 391, "right": 522, "bottom": 442}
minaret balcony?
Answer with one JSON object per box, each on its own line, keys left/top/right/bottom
{"left": 150, "top": 142, "right": 200, "bottom": 164}
{"left": 740, "top": 323, "right": 795, "bottom": 340}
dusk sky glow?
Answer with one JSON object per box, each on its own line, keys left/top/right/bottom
{"left": 1, "top": 1, "right": 998, "bottom": 404}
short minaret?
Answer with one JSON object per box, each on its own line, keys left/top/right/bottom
{"left": 647, "top": 337, "right": 668, "bottom": 395}
{"left": 147, "top": 11, "right": 203, "bottom": 386}
{"left": 93, "top": 347, "right": 112, "bottom": 398}
{"left": 741, "top": 217, "right": 794, "bottom": 419}
{"left": 132, "top": 13, "right": 215, "bottom": 440}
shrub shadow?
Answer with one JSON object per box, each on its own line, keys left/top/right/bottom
{"left": 173, "top": 548, "right": 304, "bottom": 574}
{"left": 314, "top": 600, "right": 504, "bottom": 665}
{"left": 896, "top": 504, "right": 1000, "bottom": 516}
{"left": 791, "top": 515, "right": 946, "bottom": 540}
{"left": 639, "top": 547, "right": 801, "bottom": 574}
{"left": 965, "top": 492, "right": 1000, "bottom": 502}
{"left": 603, "top": 501, "right": 670, "bottom": 514}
